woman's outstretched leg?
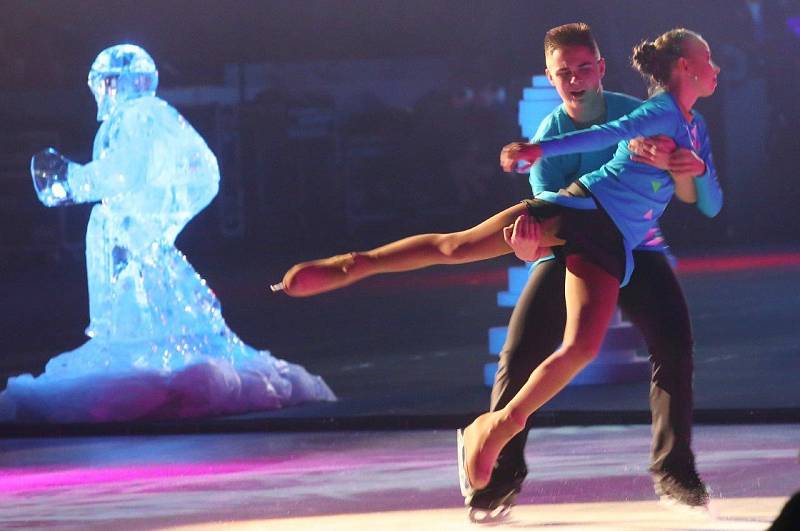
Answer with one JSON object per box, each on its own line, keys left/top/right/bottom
{"left": 460, "top": 254, "right": 620, "bottom": 490}
{"left": 275, "top": 203, "right": 562, "bottom": 297}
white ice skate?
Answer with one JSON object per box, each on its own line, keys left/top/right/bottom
{"left": 457, "top": 429, "right": 514, "bottom": 524}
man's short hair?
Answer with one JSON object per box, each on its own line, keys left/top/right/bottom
{"left": 544, "top": 22, "right": 600, "bottom": 57}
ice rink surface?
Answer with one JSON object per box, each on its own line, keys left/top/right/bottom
{"left": 1, "top": 424, "right": 796, "bottom": 530}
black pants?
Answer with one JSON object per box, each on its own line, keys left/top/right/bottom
{"left": 488, "top": 250, "right": 696, "bottom": 492}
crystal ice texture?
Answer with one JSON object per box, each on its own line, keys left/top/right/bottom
{"left": 0, "top": 45, "right": 335, "bottom": 422}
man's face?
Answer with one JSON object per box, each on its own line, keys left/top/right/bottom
{"left": 545, "top": 45, "right": 605, "bottom": 112}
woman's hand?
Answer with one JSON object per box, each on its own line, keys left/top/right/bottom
{"left": 503, "top": 214, "right": 548, "bottom": 262}
{"left": 500, "top": 142, "right": 542, "bottom": 173}
{"left": 628, "top": 135, "right": 676, "bottom": 170}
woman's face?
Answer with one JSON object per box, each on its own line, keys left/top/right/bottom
{"left": 683, "top": 37, "right": 720, "bottom": 97}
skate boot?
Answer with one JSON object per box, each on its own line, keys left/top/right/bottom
{"left": 458, "top": 426, "right": 526, "bottom": 524}
{"left": 653, "top": 469, "right": 711, "bottom": 513}
{"left": 456, "top": 412, "right": 522, "bottom": 498}
{"left": 270, "top": 252, "right": 359, "bottom": 297}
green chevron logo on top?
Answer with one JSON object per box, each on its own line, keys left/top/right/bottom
{"left": 651, "top": 180, "right": 663, "bottom": 193}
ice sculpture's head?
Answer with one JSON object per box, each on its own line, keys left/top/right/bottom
{"left": 88, "top": 44, "right": 159, "bottom": 122}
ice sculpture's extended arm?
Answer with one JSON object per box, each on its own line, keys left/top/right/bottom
{"left": 31, "top": 146, "right": 142, "bottom": 207}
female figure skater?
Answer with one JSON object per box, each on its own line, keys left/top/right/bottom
{"left": 272, "top": 28, "right": 720, "bottom": 496}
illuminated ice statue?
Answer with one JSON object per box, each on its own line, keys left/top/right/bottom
{"left": 0, "top": 45, "right": 335, "bottom": 422}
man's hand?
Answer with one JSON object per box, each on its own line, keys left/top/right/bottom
{"left": 503, "top": 214, "right": 548, "bottom": 262}
{"left": 628, "top": 135, "right": 676, "bottom": 170}
{"left": 667, "top": 148, "right": 706, "bottom": 180}
{"left": 500, "top": 142, "right": 542, "bottom": 173}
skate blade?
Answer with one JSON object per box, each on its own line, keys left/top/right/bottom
{"left": 658, "top": 496, "right": 716, "bottom": 518}
{"left": 468, "top": 504, "right": 513, "bottom": 524}
{"left": 269, "top": 282, "right": 285, "bottom": 293}
{"left": 456, "top": 428, "right": 474, "bottom": 498}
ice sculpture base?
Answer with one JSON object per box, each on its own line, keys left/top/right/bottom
{"left": 0, "top": 337, "right": 336, "bottom": 423}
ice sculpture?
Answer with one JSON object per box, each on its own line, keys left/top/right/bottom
{"left": 0, "top": 45, "right": 335, "bottom": 422}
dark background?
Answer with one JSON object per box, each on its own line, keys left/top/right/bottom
{"left": 1, "top": 0, "right": 798, "bottom": 420}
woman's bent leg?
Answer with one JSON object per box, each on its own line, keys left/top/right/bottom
{"left": 279, "top": 202, "right": 562, "bottom": 297}
{"left": 461, "top": 254, "right": 620, "bottom": 490}
{"left": 468, "top": 259, "right": 566, "bottom": 506}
